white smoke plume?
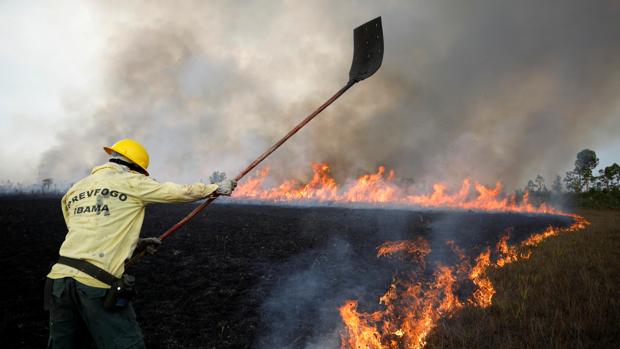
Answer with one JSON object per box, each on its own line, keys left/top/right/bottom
{"left": 38, "top": 0, "right": 620, "bottom": 189}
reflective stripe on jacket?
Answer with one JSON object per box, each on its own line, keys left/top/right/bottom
{"left": 48, "top": 162, "right": 218, "bottom": 288}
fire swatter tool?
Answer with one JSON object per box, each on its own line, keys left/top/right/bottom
{"left": 128, "top": 17, "right": 383, "bottom": 265}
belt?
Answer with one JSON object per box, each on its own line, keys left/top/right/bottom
{"left": 57, "top": 256, "right": 119, "bottom": 286}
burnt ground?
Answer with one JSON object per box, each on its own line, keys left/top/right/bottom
{"left": 0, "top": 196, "right": 573, "bottom": 348}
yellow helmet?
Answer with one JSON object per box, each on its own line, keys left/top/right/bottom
{"left": 103, "top": 138, "right": 150, "bottom": 176}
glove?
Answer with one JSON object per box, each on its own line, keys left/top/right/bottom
{"left": 215, "top": 179, "right": 237, "bottom": 196}
{"left": 135, "top": 237, "right": 162, "bottom": 255}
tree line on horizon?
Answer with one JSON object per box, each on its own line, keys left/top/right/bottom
{"left": 524, "top": 149, "right": 620, "bottom": 194}
{"left": 1, "top": 149, "right": 618, "bottom": 205}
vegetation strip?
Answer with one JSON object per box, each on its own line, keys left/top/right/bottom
{"left": 426, "top": 209, "right": 619, "bottom": 348}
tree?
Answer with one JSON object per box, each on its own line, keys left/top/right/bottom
{"left": 598, "top": 168, "right": 609, "bottom": 190}
{"left": 534, "top": 174, "right": 547, "bottom": 192}
{"left": 574, "top": 149, "right": 599, "bottom": 191}
{"left": 42, "top": 178, "right": 53, "bottom": 193}
{"left": 602, "top": 163, "right": 620, "bottom": 190}
{"left": 564, "top": 170, "right": 581, "bottom": 193}
{"left": 551, "top": 175, "right": 562, "bottom": 193}
{"left": 613, "top": 163, "right": 620, "bottom": 189}
{"left": 525, "top": 179, "right": 537, "bottom": 193}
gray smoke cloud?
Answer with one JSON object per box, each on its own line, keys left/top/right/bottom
{"left": 256, "top": 208, "right": 414, "bottom": 348}
{"left": 39, "top": 0, "right": 620, "bottom": 189}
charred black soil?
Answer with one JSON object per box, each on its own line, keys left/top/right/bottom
{"left": 0, "top": 196, "right": 573, "bottom": 348}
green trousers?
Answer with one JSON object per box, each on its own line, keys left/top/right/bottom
{"left": 47, "top": 277, "right": 145, "bottom": 349}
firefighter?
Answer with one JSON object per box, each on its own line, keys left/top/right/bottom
{"left": 44, "top": 138, "right": 236, "bottom": 348}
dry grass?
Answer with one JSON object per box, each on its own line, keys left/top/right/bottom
{"left": 426, "top": 209, "right": 620, "bottom": 349}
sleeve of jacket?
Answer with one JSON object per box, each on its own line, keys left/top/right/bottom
{"left": 60, "top": 193, "right": 69, "bottom": 225}
{"left": 128, "top": 175, "right": 219, "bottom": 204}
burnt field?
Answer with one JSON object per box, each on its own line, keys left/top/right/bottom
{"left": 0, "top": 196, "right": 573, "bottom": 348}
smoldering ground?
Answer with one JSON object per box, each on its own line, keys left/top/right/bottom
{"left": 0, "top": 196, "right": 575, "bottom": 348}
{"left": 38, "top": 0, "right": 620, "bottom": 189}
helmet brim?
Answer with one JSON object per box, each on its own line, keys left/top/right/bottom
{"left": 103, "top": 146, "right": 149, "bottom": 176}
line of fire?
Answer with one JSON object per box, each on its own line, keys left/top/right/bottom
{"left": 228, "top": 162, "right": 590, "bottom": 349}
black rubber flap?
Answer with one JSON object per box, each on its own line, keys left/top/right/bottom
{"left": 349, "top": 17, "right": 384, "bottom": 82}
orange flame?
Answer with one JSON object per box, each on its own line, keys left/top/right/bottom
{"left": 495, "top": 231, "right": 526, "bottom": 267}
{"left": 468, "top": 248, "right": 495, "bottom": 308}
{"left": 234, "top": 163, "right": 562, "bottom": 214}
{"left": 376, "top": 238, "right": 431, "bottom": 267}
{"left": 233, "top": 162, "right": 588, "bottom": 348}
{"left": 338, "top": 216, "right": 588, "bottom": 348}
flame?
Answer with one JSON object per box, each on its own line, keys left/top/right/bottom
{"left": 376, "top": 238, "right": 430, "bottom": 267}
{"left": 495, "top": 231, "right": 525, "bottom": 267}
{"left": 468, "top": 248, "right": 495, "bottom": 308}
{"left": 339, "top": 301, "right": 385, "bottom": 349}
{"left": 233, "top": 162, "right": 589, "bottom": 348}
{"left": 522, "top": 214, "right": 588, "bottom": 246}
{"left": 233, "top": 163, "right": 562, "bottom": 214}
{"left": 338, "top": 216, "right": 589, "bottom": 349}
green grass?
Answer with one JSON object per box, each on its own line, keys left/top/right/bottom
{"left": 426, "top": 209, "right": 620, "bottom": 349}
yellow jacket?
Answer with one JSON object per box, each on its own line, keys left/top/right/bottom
{"left": 48, "top": 162, "right": 218, "bottom": 288}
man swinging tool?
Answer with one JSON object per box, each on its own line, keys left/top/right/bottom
{"left": 44, "top": 138, "right": 237, "bottom": 348}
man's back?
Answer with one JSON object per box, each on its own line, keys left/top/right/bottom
{"left": 48, "top": 162, "right": 150, "bottom": 288}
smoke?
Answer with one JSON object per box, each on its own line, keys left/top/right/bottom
{"left": 39, "top": 0, "right": 620, "bottom": 189}
{"left": 426, "top": 211, "right": 572, "bottom": 262}
{"left": 255, "top": 238, "right": 355, "bottom": 349}
{"left": 255, "top": 207, "right": 414, "bottom": 348}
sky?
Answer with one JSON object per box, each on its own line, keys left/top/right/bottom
{"left": 1, "top": 0, "right": 619, "bottom": 190}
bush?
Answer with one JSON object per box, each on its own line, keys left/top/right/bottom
{"left": 570, "top": 190, "right": 620, "bottom": 209}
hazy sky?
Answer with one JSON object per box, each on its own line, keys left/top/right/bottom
{"left": 1, "top": 0, "right": 618, "bottom": 190}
